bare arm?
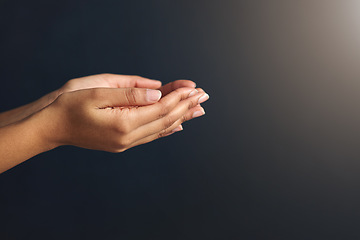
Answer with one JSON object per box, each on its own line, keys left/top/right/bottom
{"left": 0, "top": 74, "right": 162, "bottom": 127}
{"left": 0, "top": 110, "right": 55, "bottom": 173}
{"left": 0, "top": 74, "right": 209, "bottom": 174}
{"left": 0, "top": 74, "right": 198, "bottom": 127}
{"left": 0, "top": 90, "right": 59, "bottom": 128}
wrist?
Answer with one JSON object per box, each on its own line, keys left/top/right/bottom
{"left": 32, "top": 89, "right": 61, "bottom": 112}
{"left": 28, "top": 104, "right": 64, "bottom": 151}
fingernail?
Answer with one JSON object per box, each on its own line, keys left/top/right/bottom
{"left": 172, "top": 125, "right": 183, "bottom": 133}
{"left": 198, "top": 93, "right": 209, "bottom": 104}
{"left": 146, "top": 89, "right": 162, "bottom": 102}
{"left": 192, "top": 109, "right": 205, "bottom": 118}
{"left": 188, "top": 89, "right": 198, "bottom": 97}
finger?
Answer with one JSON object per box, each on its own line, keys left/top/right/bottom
{"left": 88, "top": 88, "right": 162, "bottom": 108}
{"left": 158, "top": 80, "right": 196, "bottom": 96}
{"left": 102, "top": 74, "right": 162, "bottom": 89}
{"left": 197, "top": 88, "right": 205, "bottom": 93}
{"left": 128, "top": 87, "right": 200, "bottom": 127}
{"left": 127, "top": 106, "right": 205, "bottom": 149}
{"left": 129, "top": 75, "right": 162, "bottom": 89}
{"left": 161, "top": 124, "right": 184, "bottom": 137}
{"left": 127, "top": 95, "right": 206, "bottom": 143}
{"left": 195, "top": 88, "right": 206, "bottom": 107}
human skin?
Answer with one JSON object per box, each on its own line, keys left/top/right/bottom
{"left": 0, "top": 74, "right": 204, "bottom": 127}
{"left": 0, "top": 74, "right": 209, "bottom": 173}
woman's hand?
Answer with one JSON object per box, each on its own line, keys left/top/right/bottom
{"left": 59, "top": 73, "right": 198, "bottom": 96}
{"left": 0, "top": 73, "right": 196, "bottom": 127}
{"left": 0, "top": 73, "right": 209, "bottom": 173}
{"left": 43, "top": 86, "right": 209, "bottom": 152}
{"left": 58, "top": 74, "right": 163, "bottom": 93}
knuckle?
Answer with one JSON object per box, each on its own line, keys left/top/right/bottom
{"left": 181, "top": 114, "right": 189, "bottom": 123}
{"left": 116, "top": 136, "right": 131, "bottom": 149}
{"left": 187, "top": 98, "right": 198, "bottom": 109}
{"left": 114, "top": 121, "right": 132, "bottom": 134}
{"left": 124, "top": 88, "right": 138, "bottom": 104}
{"left": 157, "top": 130, "right": 168, "bottom": 139}
{"left": 173, "top": 87, "right": 193, "bottom": 101}
{"left": 162, "top": 116, "right": 174, "bottom": 130}
{"left": 157, "top": 102, "right": 171, "bottom": 119}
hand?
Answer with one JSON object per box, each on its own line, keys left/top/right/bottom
{"left": 0, "top": 73, "right": 197, "bottom": 128}
{"left": 59, "top": 73, "right": 199, "bottom": 97}
{"left": 0, "top": 73, "right": 209, "bottom": 173}
{"left": 57, "top": 73, "right": 205, "bottom": 133}
{"left": 59, "top": 74, "right": 163, "bottom": 94}
{"left": 43, "top": 86, "right": 209, "bottom": 152}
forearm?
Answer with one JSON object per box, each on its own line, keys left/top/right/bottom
{"left": 0, "top": 109, "right": 57, "bottom": 173}
{"left": 0, "top": 90, "right": 59, "bottom": 127}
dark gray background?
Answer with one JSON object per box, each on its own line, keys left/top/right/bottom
{"left": 1, "top": 0, "right": 360, "bottom": 239}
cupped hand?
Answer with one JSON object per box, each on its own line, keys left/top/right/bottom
{"left": 59, "top": 74, "right": 162, "bottom": 93}
{"left": 44, "top": 86, "right": 209, "bottom": 152}
{"left": 59, "top": 73, "right": 198, "bottom": 96}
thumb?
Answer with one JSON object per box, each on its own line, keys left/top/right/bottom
{"left": 95, "top": 88, "right": 162, "bottom": 107}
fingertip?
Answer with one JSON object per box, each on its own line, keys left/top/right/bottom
{"left": 183, "top": 80, "right": 196, "bottom": 88}
{"left": 192, "top": 108, "right": 206, "bottom": 118}
{"left": 188, "top": 89, "right": 199, "bottom": 97}
{"left": 149, "top": 79, "right": 162, "bottom": 87}
{"left": 196, "top": 88, "right": 205, "bottom": 93}
{"left": 151, "top": 79, "right": 162, "bottom": 84}
{"left": 198, "top": 93, "right": 209, "bottom": 104}
{"left": 173, "top": 80, "right": 196, "bottom": 89}
{"left": 134, "top": 76, "right": 163, "bottom": 88}
{"left": 172, "top": 124, "right": 183, "bottom": 133}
